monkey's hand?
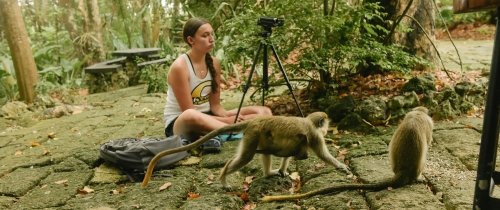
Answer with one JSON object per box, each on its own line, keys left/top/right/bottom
{"left": 267, "top": 169, "right": 289, "bottom": 177}
{"left": 337, "top": 164, "right": 352, "bottom": 175}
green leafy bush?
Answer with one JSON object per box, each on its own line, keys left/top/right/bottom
{"left": 217, "top": 0, "right": 428, "bottom": 94}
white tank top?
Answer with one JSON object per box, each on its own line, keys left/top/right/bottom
{"left": 163, "top": 54, "right": 212, "bottom": 127}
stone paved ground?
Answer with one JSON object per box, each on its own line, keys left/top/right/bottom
{"left": 0, "top": 40, "right": 496, "bottom": 209}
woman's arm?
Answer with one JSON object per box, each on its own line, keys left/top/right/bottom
{"left": 209, "top": 56, "right": 228, "bottom": 117}
{"left": 168, "top": 59, "right": 194, "bottom": 111}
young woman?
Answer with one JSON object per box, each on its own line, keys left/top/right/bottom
{"left": 163, "top": 17, "right": 272, "bottom": 150}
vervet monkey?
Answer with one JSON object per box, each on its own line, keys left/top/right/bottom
{"left": 141, "top": 112, "right": 351, "bottom": 188}
{"left": 261, "top": 106, "right": 434, "bottom": 202}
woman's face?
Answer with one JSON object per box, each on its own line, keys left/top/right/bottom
{"left": 188, "top": 23, "right": 214, "bottom": 53}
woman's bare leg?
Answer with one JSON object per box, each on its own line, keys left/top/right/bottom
{"left": 172, "top": 106, "right": 272, "bottom": 137}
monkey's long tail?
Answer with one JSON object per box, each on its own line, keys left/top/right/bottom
{"left": 261, "top": 180, "right": 392, "bottom": 202}
{"left": 141, "top": 122, "right": 248, "bottom": 188}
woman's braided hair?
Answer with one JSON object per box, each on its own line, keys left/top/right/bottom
{"left": 183, "top": 18, "right": 219, "bottom": 93}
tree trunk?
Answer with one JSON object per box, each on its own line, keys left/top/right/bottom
{"left": 74, "top": 0, "right": 105, "bottom": 63}
{"left": 151, "top": 1, "right": 162, "bottom": 47}
{"left": 388, "top": 0, "right": 437, "bottom": 70}
{"left": 0, "top": 0, "right": 39, "bottom": 104}
{"left": 34, "top": 0, "right": 49, "bottom": 32}
{"left": 116, "top": 0, "right": 132, "bottom": 48}
{"left": 87, "top": 0, "right": 105, "bottom": 60}
{"left": 77, "top": 0, "right": 90, "bottom": 32}
{"left": 59, "top": 0, "right": 82, "bottom": 57}
{"left": 139, "top": 0, "right": 151, "bottom": 47}
{"left": 170, "top": 0, "right": 181, "bottom": 43}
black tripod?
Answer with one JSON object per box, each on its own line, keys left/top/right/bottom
{"left": 233, "top": 25, "right": 304, "bottom": 123}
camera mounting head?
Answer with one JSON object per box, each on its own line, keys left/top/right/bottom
{"left": 257, "top": 16, "right": 284, "bottom": 38}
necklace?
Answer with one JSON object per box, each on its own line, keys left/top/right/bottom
{"left": 197, "top": 68, "right": 207, "bottom": 77}
{"left": 187, "top": 53, "right": 207, "bottom": 76}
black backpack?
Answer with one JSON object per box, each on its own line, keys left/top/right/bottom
{"left": 99, "top": 135, "right": 189, "bottom": 182}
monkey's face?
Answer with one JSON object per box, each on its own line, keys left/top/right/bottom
{"left": 320, "top": 119, "right": 329, "bottom": 136}
{"left": 307, "top": 112, "right": 330, "bottom": 136}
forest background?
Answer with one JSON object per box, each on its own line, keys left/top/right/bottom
{"left": 0, "top": 0, "right": 496, "bottom": 114}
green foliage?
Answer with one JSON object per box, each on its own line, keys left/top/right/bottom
{"left": 28, "top": 25, "right": 86, "bottom": 95}
{"left": 217, "top": 0, "right": 428, "bottom": 90}
{"left": 139, "top": 43, "right": 177, "bottom": 93}
{"left": 438, "top": 8, "right": 493, "bottom": 27}
{"left": 0, "top": 0, "right": 432, "bottom": 104}
{"left": 36, "top": 58, "right": 85, "bottom": 95}
{"left": 0, "top": 56, "right": 17, "bottom": 103}
{"left": 140, "top": 63, "right": 169, "bottom": 93}
{"left": 437, "top": 0, "right": 494, "bottom": 28}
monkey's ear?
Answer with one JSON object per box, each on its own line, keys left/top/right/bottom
{"left": 315, "top": 117, "right": 326, "bottom": 127}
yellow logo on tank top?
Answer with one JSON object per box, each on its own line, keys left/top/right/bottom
{"left": 191, "top": 80, "right": 211, "bottom": 105}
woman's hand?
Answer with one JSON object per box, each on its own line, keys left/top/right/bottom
{"left": 235, "top": 114, "right": 247, "bottom": 122}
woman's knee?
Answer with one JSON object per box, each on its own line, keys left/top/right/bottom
{"left": 258, "top": 106, "right": 273, "bottom": 116}
{"left": 241, "top": 106, "right": 272, "bottom": 116}
{"left": 177, "top": 109, "right": 205, "bottom": 124}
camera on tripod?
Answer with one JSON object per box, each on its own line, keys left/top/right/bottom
{"left": 257, "top": 16, "right": 284, "bottom": 28}
{"left": 232, "top": 15, "right": 303, "bottom": 120}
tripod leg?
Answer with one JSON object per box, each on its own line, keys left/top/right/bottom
{"left": 262, "top": 44, "right": 269, "bottom": 106}
{"left": 234, "top": 43, "right": 264, "bottom": 123}
{"left": 269, "top": 44, "right": 304, "bottom": 117}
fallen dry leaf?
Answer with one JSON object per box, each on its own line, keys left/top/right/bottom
{"left": 14, "top": 150, "right": 23, "bottom": 156}
{"left": 47, "top": 132, "right": 56, "bottom": 139}
{"left": 159, "top": 182, "right": 172, "bottom": 191}
{"left": 77, "top": 186, "right": 95, "bottom": 194}
{"left": 54, "top": 179, "right": 68, "bottom": 186}
{"left": 240, "top": 191, "right": 250, "bottom": 202}
{"left": 206, "top": 173, "right": 215, "bottom": 184}
{"left": 187, "top": 192, "right": 200, "bottom": 200}
{"left": 465, "top": 124, "right": 476, "bottom": 129}
{"left": 314, "top": 162, "right": 326, "bottom": 170}
{"left": 110, "top": 185, "right": 126, "bottom": 195}
{"left": 289, "top": 172, "right": 300, "bottom": 180}
{"left": 30, "top": 141, "right": 41, "bottom": 147}
{"left": 110, "top": 189, "right": 120, "bottom": 195}
{"left": 207, "top": 173, "right": 215, "bottom": 181}
{"left": 244, "top": 176, "right": 255, "bottom": 184}
{"left": 42, "top": 148, "right": 51, "bottom": 156}
{"left": 289, "top": 172, "right": 302, "bottom": 193}
{"left": 243, "top": 182, "right": 250, "bottom": 191}
{"left": 346, "top": 199, "right": 353, "bottom": 207}
{"left": 337, "top": 148, "right": 349, "bottom": 161}
{"left": 329, "top": 126, "right": 339, "bottom": 135}
{"left": 242, "top": 202, "right": 256, "bottom": 210}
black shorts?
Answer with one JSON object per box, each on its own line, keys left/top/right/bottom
{"left": 164, "top": 117, "right": 177, "bottom": 137}
{"left": 164, "top": 111, "right": 214, "bottom": 137}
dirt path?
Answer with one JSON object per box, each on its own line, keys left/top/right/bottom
{"left": 0, "top": 39, "right": 496, "bottom": 209}
{"left": 437, "top": 39, "right": 492, "bottom": 73}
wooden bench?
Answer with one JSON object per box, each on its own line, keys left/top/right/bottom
{"left": 84, "top": 57, "right": 129, "bottom": 93}
{"left": 84, "top": 55, "right": 169, "bottom": 93}
{"left": 105, "top": 56, "right": 127, "bottom": 65}
{"left": 147, "top": 54, "right": 161, "bottom": 60}
{"left": 84, "top": 63, "right": 122, "bottom": 74}
{"left": 84, "top": 56, "right": 127, "bottom": 74}
{"left": 137, "top": 58, "right": 169, "bottom": 68}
